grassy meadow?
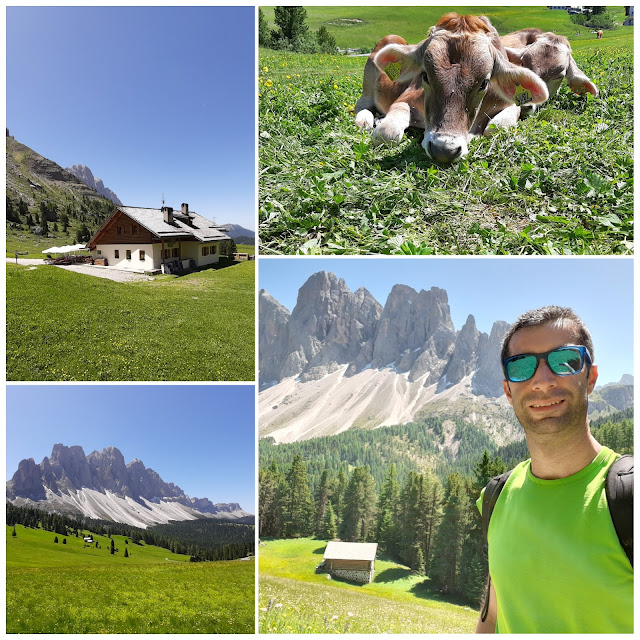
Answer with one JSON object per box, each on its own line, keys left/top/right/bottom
{"left": 259, "top": 538, "right": 477, "bottom": 633}
{"left": 7, "top": 525, "right": 255, "bottom": 633}
{"left": 6, "top": 260, "right": 254, "bottom": 381}
{"left": 259, "top": 7, "right": 633, "bottom": 255}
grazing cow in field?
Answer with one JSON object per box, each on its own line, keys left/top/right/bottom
{"left": 501, "top": 29, "right": 598, "bottom": 110}
{"left": 597, "top": 30, "right": 603, "bottom": 39}
{"left": 354, "top": 13, "right": 548, "bottom": 163}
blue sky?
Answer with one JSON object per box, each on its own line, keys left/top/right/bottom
{"left": 259, "top": 257, "right": 634, "bottom": 386}
{"left": 6, "top": 6, "right": 255, "bottom": 231}
{"left": 6, "top": 385, "right": 255, "bottom": 513}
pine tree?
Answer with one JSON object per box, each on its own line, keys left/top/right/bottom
{"left": 333, "top": 468, "right": 347, "bottom": 529}
{"left": 321, "top": 501, "right": 338, "bottom": 540}
{"left": 12, "top": 526, "right": 17, "bottom": 537}
{"left": 274, "top": 6, "right": 308, "bottom": 41}
{"left": 283, "top": 455, "right": 314, "bottom": 537}
{"left": 63, "top": 538, "right": 67, "bottom": 544}
{"left": 430, "top": 473, "right": 473, "bottom": 595}
{"left": 258, "top": 8, "right": 271, "bottom": 47}
{"left": 124, "top": 548, "right": 129, "bottom": 558}
{"left": 376, "top": 464, "right": 400, "bottom": 555}
{"left": 340, "top": 466, "right": 377, "bottom": 542}
{"left": 259, "top": 462, "right": 285, "bottom": 537}
{"left": 314, "top": 469, "right": 331, "bottom": 536}
{"left": 54, "top": 536, "right": 59, "bottom": 543}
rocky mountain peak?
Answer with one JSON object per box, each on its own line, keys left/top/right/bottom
{"left": 66, "top": 163, "right": 122, "bottom": 205}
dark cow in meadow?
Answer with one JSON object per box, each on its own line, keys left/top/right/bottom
{"left": 501, "top": 29, "right": 598, "bottom": 111}
{"left": 354, "top": 13, "right": 549, "bottom": 163}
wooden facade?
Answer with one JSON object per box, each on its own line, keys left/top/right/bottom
{"left": 87, "top": 210, "right": 190, "bottom": 248}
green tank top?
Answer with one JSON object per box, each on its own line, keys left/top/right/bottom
{"left": 478, "top": 446, "right": 633, "bottom": 633}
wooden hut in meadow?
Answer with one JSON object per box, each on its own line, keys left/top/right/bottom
{"left": 318, "top": 541, "right": 378, "bottom": 583}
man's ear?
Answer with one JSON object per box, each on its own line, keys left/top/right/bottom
{"left": 503, "top": 379, "right": 514, "bottom": 405}
{"left": 587, "top": 364, "right": 598, "bottom": 394}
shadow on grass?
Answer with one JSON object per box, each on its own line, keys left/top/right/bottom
{"left": 312, "top": 546, "right": 325, "bottom": 555}
{"left": 373, "top": 567, "right": 414, "bottom": 583}
{"left": 409, "top": 578, "right": 479, "bottom": 609}
{"left": 169, "top": 257, "right": 243, "bottom": 278}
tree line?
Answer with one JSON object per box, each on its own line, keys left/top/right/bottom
{"left": 6, "top": 193, "right": 113, "bottom": 243}
{"left": 259, "top": 7, "right": 337, "bottom": 54}
{"left": 6, "top": 504, "right": 254, "bottom": 562}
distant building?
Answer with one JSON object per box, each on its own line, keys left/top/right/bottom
{"left": 87, "top": 203, "right": 231, "bottom": 273}
{"left": 317, "top": 541, "right": 378, "bottom": 583}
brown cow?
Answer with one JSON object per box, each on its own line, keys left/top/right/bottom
{"left": 354, "top": 13, "right": 548, "bottom": 164}
{"left": 502, "top": 29, "right": 598, "bottom": 108}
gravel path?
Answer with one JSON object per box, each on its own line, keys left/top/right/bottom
{"left": 7, "top": 258, "right": 152, "bottom": 282}
{"left": 54, "top": 264, "right": 153, "bottom": 282}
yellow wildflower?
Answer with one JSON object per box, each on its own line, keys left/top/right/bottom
{"left": 263, "top": 66, "right": 268, "bottom": 73}
{"left": 265, "top": 79, "right": 273, "bottom": 87}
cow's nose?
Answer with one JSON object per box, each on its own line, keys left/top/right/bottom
{"left": 428, "top": 140, "right": 462, "bottom": 164}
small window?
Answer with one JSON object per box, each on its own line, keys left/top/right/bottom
{"left": 126, "top": 250, "right": 131, "bottom": 260}
{"left": 201, "top": 246, "right": 209, "bottom": 256}
{"left": 210, "top": 244, "right": 217, "bottom": 255}
{"left": 140, "top": 250, "right": 145, "bottom": 261}
{"left": 117, "top": 226, "right": 122, "bottom": 235}
{"left": 132, "top": 225, "right": 138, "bottom": 235}
{"left": 114, "top": 250, "right": 119, "bottom": 258}
{"left": 172, "top": 248, "right": 179, "bottom": 258}
{"left": 97, "top": 249, "right": 102, "bottom": 256}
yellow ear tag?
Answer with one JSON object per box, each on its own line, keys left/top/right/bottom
{"left": 514, "top": 84, "right": 533, "bottom": 106}
{"left": 384, "top": 61, "right": 403, "bottom": 82}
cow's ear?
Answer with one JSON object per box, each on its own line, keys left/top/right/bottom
{"left": 566, "top": 56, "right": 598, "bottom": 97}
{"left": 374, "top": 42, "right": 424, "bottom": 82}
{"left": 492, "top": 56, "right": 549, "bottom": 104}
{"left": 504, "top": 47, "right": 524, "bottom": 66}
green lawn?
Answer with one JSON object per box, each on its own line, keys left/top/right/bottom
{"left": 6, "top": 525, "right": 255, "bottom": 634}
{"left": 259, "top": 538, "right": 477, "bottom": 633}
{"left": 260, "top": 6, "right": 633, "bottom": 51}
{"left": 259, "top": 7, "right": 633, "bottom": 255}
{"left": 6, "top": 260, "right": 254, "bottom": 381}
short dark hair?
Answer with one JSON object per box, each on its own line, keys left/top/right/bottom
{"left": 501, "top": 306, "right": 594, "bottom": 364}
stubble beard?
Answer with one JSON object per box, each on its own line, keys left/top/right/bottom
{"left": 512, "top": 379, "right": 590, "bottom": 437}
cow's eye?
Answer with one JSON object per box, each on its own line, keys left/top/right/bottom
{"left": 421, "top": 71, "right": 429, "bottom": 85}
{"left": 479, "top": 78, "right": 489, "bottom": 92}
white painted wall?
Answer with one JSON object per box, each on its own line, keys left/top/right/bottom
{"left": 95, "top": 241, "right": 222, "bottom": 270}
{"left": 181, "top": 241, "right": 221, "bottom": 267}
{"left": 94, "top": 243, "right": 156, "bottom": 270}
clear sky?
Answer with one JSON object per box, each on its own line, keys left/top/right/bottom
{"left": 6, "top": 385, "right": 255, "bottom": 513}
{"left": 259, "top": 257, "right": 634, "bottom": 386}
{"left": 6, "top": 6, "right": 255, "bottom": 231}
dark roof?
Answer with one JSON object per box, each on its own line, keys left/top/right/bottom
{"left": 117, "top": 206, "right": 231, "bottom": 242}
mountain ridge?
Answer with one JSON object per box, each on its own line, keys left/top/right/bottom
{"left": 6, "top": 444, "right": 252, "bottom": 528}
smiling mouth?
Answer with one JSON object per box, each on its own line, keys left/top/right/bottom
{"left": 529, "top": 399, "right": 565, "bottom": 409}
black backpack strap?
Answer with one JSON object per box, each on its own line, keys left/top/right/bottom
{"left": 606, "top": 454, "right": 633, "bottom": 568}
{"left": 480, "top": 469, "right": 513, "bottom": 622}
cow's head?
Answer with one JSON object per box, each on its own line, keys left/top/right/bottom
{"left": 504, "top": 33, "right": 598, "bottom": 100}
{"left": 374, "top": 14, "right": 548, "bottom": 163}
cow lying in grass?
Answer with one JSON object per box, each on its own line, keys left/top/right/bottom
{"left": 501, "top": 28, "right": 598, "bottom": 116}
{"left": 354, "top": 13, "right": 549, "bottom": 163}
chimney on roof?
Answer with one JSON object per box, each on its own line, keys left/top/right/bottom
{"left": 162, "top": 206, "right": 174, "bottom": 224}
{"left": 181, "top": 203, "right": 189, "bottom": 214}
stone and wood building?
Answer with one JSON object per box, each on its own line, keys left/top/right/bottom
{"left": 318, "top": 541, "right": 378, "bottom": 583}
{"left": 87, "top": 203, "right": 230, "bottom": 273}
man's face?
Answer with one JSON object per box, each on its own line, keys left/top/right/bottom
{"left": 503, "top": 321, "right": 598, "bottom": 436}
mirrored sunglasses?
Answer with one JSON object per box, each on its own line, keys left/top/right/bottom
{"left": 503, "top": 346, "right": 591, "bottom": 383}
